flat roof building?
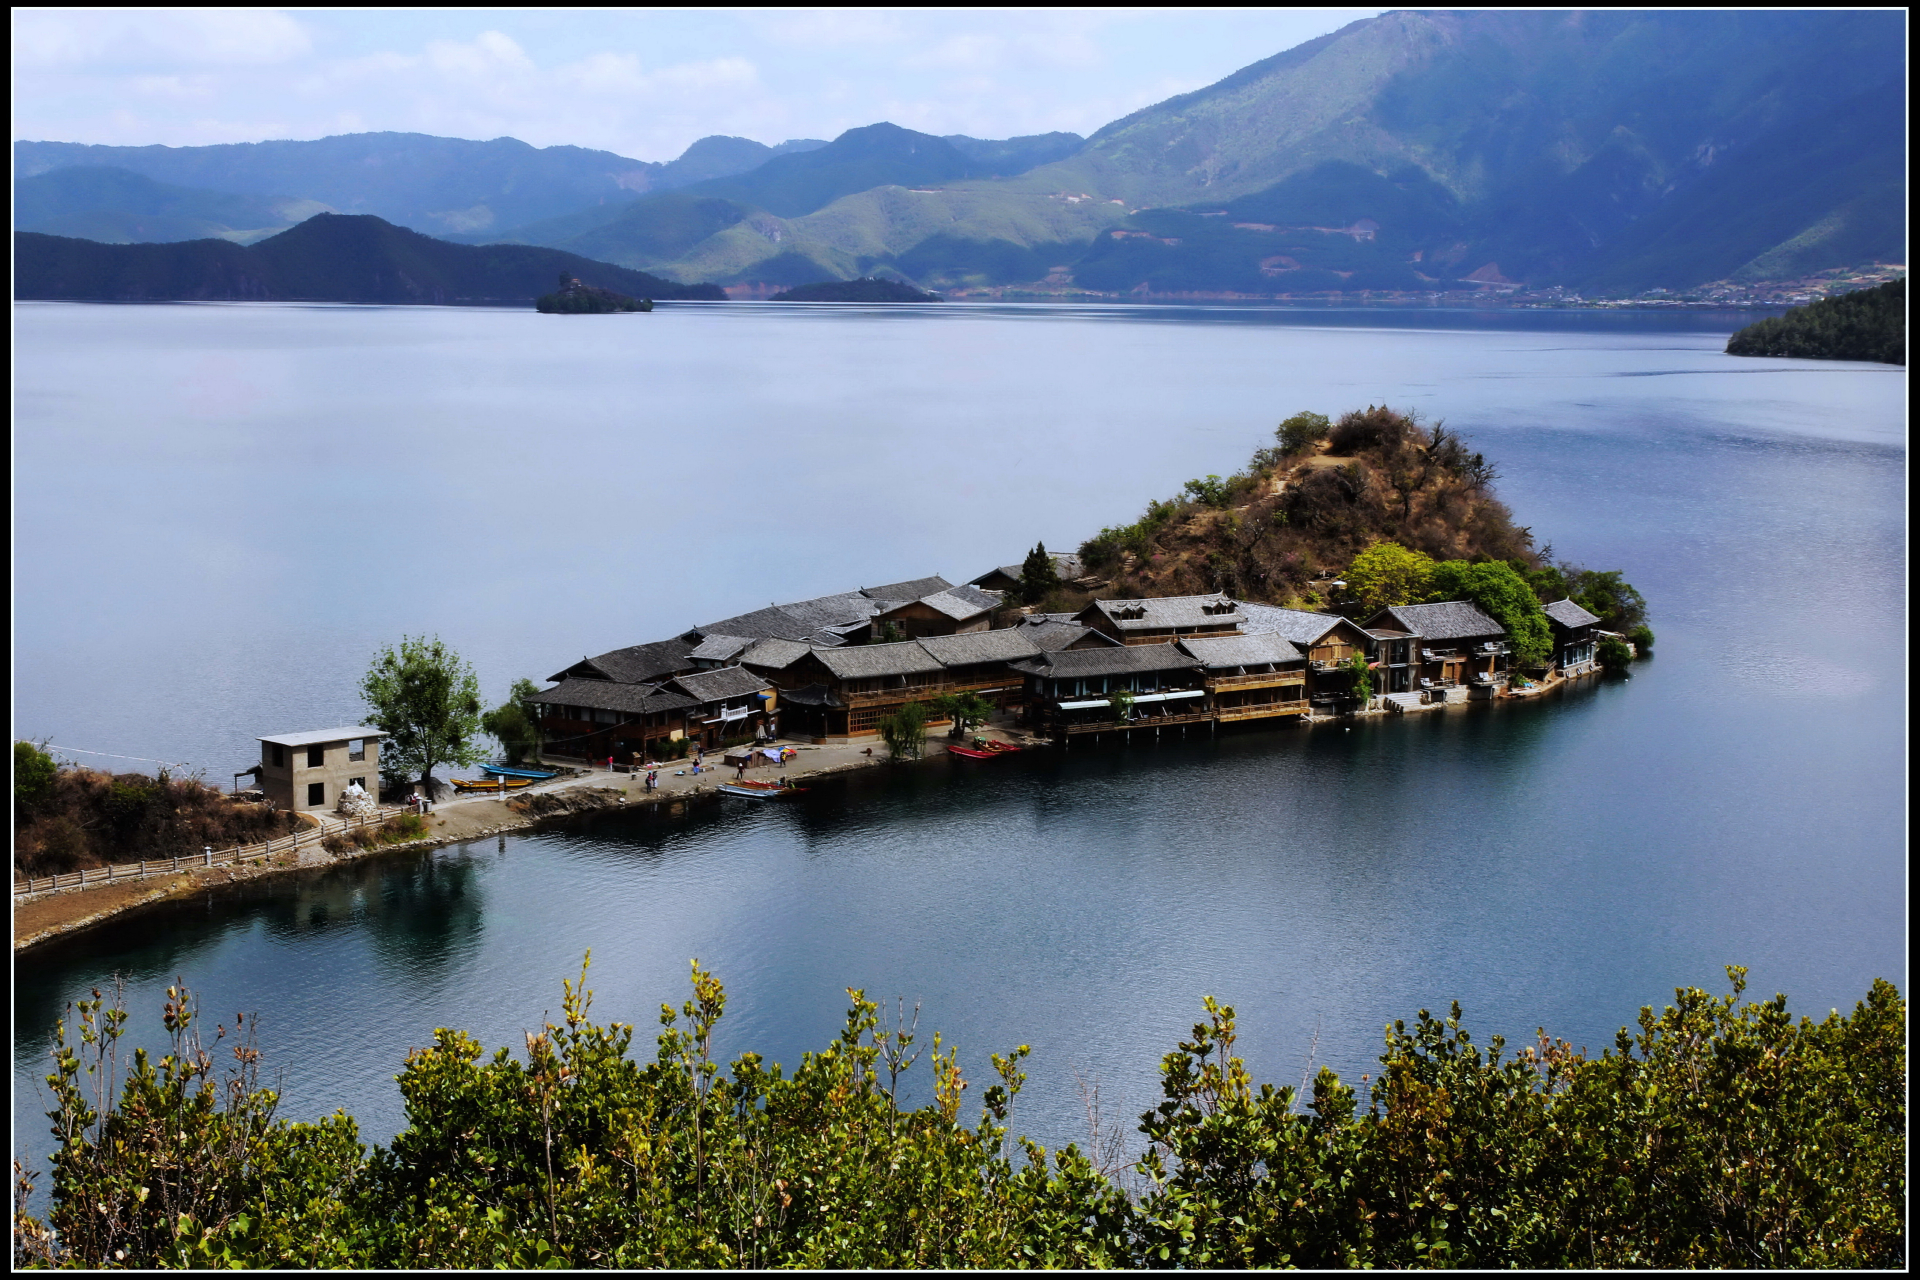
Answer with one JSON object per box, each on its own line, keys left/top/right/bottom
{"left": 258, "top": 726, "right": 385, "bottom": 812}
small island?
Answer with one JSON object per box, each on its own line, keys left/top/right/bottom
{"left": 771, "top": 276, "right": 941, "bottom": 302}
{"left": 1726, "top": 278, "right": 1904, "bottom": 365}
{"left": 535, "top": 274, "right": 653, "bottom": 314}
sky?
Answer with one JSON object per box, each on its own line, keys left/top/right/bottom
{"left": 12, "top": 8, "right": 1382, "bottom": 162}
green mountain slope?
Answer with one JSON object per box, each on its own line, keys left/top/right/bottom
{"left": 561, "top": 10, "right": 1904, "bottom": 294}
{"left": 13, "top": 214, "right": 725, "bottom": 303}
{"left": 1726, "top": 279, "right": 1905, "bottom": 365}
{"left": 14, "top": 166, "right": 323, "bottom": 245}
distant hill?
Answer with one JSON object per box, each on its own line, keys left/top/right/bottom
{"left": 506, "top": 11, "right": 1902, "bottom": 295}
{"left": 13, "top": 131, "right": 826, "bottom": 239}
{"left": 13, "top": 214, "right": 725, "bottom": 304}
{"left": 14, "top": 166, "right": 324, "bottom": 245}
{"left": 770, "top": 277, "right": 940, "bottom": 302}
{"left": 1726, "top": 279, "right": 1905, "bottom": 365}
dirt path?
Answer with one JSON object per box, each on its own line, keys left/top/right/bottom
{"left": 14, "top": 727, "right": 1041, "bottom": 953}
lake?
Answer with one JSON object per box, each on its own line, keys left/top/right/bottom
{"left": 12, "top": 300, "right": 1905, "bottom": 1169}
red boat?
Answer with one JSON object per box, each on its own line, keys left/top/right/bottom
{"left": 948, "top": 740, "right": 1022, "bottom": 760}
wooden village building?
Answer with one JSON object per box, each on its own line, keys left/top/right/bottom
{"left": 1010, "top": 643, "right": 1209, "bottom": 739}
{"left": 1074, "top": 592, "right": 1247, "bottom": 646}
{"left": 1179, "top": 632, "right": 1310, "bottom": 723}
{"left": 1361, "top": 600, "right": 1511, "bottom": 701}
{"left": 1544, "top": 599, "right": 1602, "bottom": 676}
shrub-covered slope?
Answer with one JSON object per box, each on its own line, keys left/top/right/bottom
{"left": 1727, "top": 278, "right": 1905, "bottom": 365}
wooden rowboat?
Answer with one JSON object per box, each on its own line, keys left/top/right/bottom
{"left": 718, "top": 780, "right": 805, "bottom": 798}
{"left": 451, "top": 777, "right": 533, "bottom": 792}
{"left": 949, "top": 741, "right": 1021, "bottom": 759}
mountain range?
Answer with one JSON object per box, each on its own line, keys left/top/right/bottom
{"left": 13, "top": 10, "right": 1906, "bottom": 298}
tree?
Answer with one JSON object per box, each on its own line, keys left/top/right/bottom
{"left": 1107, "top": 690, "right": 1135, "bottom": 723}
{"left": 1597, "top": 636, "right": 1634, "bottom": 672}
{"left": 877, "top": 701, "right": 928, "bottom": 761}
{"left": 1427, "top": 560, "right": 1553, "bottom": 667}
{"left": 1346, "top": 541, "right": 1435, "bottom": 614}
{"left": 14, "top": 740, "right": 58, "bottom": 815}
{"left": 874, "top": 619, "right": 908, "bottom": 644}
{"left": 480, "top": 679, "right": 542, "bottom": 766}
{"left": 1276, "top": 411, "right": 1331, "bottom": 455}
{"left": 1018, "top": 543, "right": 1062, "bottom": 605}
{"left": 1344, "top": 654, "right": 1373, "bottom": 707}
{"left": 930, "top": 692, "right": 994, "bottom": 739}
{"left": 359, "top": 636, "right": 486, "bottom": 792}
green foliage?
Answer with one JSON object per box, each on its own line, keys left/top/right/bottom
{"left": 1628, "top": 623, "right": 1654, "bottom": 653}
{"left": 1107, "top": 690, "right": 1136, "bottom": 723}
{"left": 1428, "top": 560, "right": 1553, "bottom": 667}
{"left": 1276, "top": 411, "right": 1332, "bottom": 455}
{"left": 1726, "top": 279, "right": 1905, "bottom": 365}
{"left": 929, "top": 692, "right": 994, "bottom": 738}
{"left": 1344, "top": 654, "right": 1374, "bottom": 706}
{"left": 359, "top": 635, "right": 487, "bottom": 789}
{"left": 1181, "top": 475, "right": 1231, "bottom": 508}
{"left": 877, "top": 701, "right": 929, "bottom": 762}
{"left": 18, "top": 965, "right": 1902, "bottom": 1269}
{"left": 1018, "top": 541, "right": 1062, "bottom": 604}
{"left": 1597, "top": 636, "right": 1634, "bottom": 673}
{"left": 1347, "top": 541, "right": 1436, "bottom": 614}
{"left": 534, "top": 279, "right": 650, "bottom": 313}
{"left": 481, "top": 679, "right": 542, "bottom": 766}
{"left": 14, "top": 741, "right": 58, "bottom": 815}
{"left": 874, "top": 619, "right": 907, "bottom": 644}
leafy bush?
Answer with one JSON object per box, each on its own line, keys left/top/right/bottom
{"left": 1327, "top": 404, "right": 1414, "bottom": 456}
{"left": 13, "top": 763, "right": 295, "bottom": 879}
{"left": 878, "top": 702, "right": 929, "bottom": 761}
{"left": 1347, "top": 540, "right": 1436, "bottom": 613}
{"left": 1428, "top": 560, "right": 1553, "bottom": 667}
{"left": 14, "top": 742, "right": 58, "bottom": 814}
{"left": 1598, "top": 636, "right": 1634, "bottom": 672}
{"left": 1181, "top": 475, "right": 1231, "bottom": 508}
{"left": 1276, "top": 410, "right": 1332, "bottom": 455}
{"left": 16, "top": 965, "right": 1902, "bottom": 1269}
{"left": 1628, "top": 623, "right": 1655, "bottom": 653}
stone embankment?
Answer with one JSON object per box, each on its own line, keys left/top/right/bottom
{"left": 14, "top": 731, "right": 1039, "bottom": 952}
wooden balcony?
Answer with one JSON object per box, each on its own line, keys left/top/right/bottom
{"left": 840, "top": 683, "right": 947, "bottom": 708}
{"left": 1206, "top": 671, "right": 1307, "bottom": 692}
{"left": 1215, "top": 699, "right": 1310, "bottom": 722}
{"left": 1058, "top": 709, "right": 1214, "bottom": 736}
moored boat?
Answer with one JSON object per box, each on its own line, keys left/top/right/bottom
{"left": 451, "top": 776, "right": 533, "bottom": 792}
{"left": 718, "top": 779, "right": 805, "bottom": 798}
{"left": 482, "top": 764, "right": 558, "bottom": 780}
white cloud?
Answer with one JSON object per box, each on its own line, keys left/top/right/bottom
{"left": 13, "top": 8, "right": 312, "bottom": 69}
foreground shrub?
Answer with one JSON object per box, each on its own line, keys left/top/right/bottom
{"left": 14, "top": 965, "right": 1902, "bottom": 1268}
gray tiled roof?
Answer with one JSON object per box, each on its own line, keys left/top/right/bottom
{"left": 1014, "top": 617, "right": 1115, "bottom": 651}
{"left": 916, "top": 629, "right": 1045, "bottom": 667}
{"left": 879, "top": 586, "right": 998, "bottom": 622}
{"left": 970, "top": 552, "right": 1085, "bottom": 586}
{"left": 1371, "top": 600, "right": 1506, "bottom": 641}
{"left": 1234, "top": 602, "right": 1350, "bottom": 646}
{"left": 1544, "top": 599, "right": 1602, "bottom": 629}
{"left": 810, "top": 640, "right": 947, "bottom": 679}
{"left": 669, "top": 665, "right": 774, "bottom": 704}
{"left": 1080, "top": 592, "right": 1243, "bottom": 633}
{"left": 550, "top": 636, "right": 698, "bottom": 684}
{"left": 861, "top": 575, "right": 952, "bottom": 601}
{"left": 739, "top": 637, "right": 812, "bottom": 670}
{"left": 538, "top": 678, "right": 698, "bottom": 715}
{"left": 690, "top": 633, "right": 753, "bottom": 662}
{"left": 1179, "top": 632, "right": 1305, "bottom": 670}
{"left": 1010, "top": 642, "right": 1201, "bottom": 681}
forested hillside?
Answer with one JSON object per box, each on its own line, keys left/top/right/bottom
{"left": 1727, "top": 279, "right": 1905, "bottom": 365}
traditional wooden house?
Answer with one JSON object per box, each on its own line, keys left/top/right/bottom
{"left": 865, "top": 584, "right": 1002, "bottom": 640}
{"left": 1179, "top": 632, "right": 1310, "bottom": 723}
{"left": 668, "top": 666, "right": 778, "bottom": 750}
{"left": 532, "top": 680, "right": 698, "bottom": 764}
{"left": 1362, "top": 600, "right": 1511, "bottom": 700}
{"left": 1074, "top": 592, "right": 1246, "bottom": 646}
{"left": 916, "top": 630, "right": 1044, "bottom": 704}
{"left": 1544, "top": 599, "right": 1602, "bottom": 676}
{"left": 782, "top": 640, "right": 951, "bottom": 740}
{"left": 1235, "top": 603, "right": 1380, "bottom": 710}
{"left": 1009, "top": 643, "right": 1207, "bottom": 740}
{"left": 1008, "top": 613, "right": 1120, "bottom": 652}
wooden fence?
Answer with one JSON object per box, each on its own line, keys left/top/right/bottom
{"left": 13, "top": 808, "right": 399, "bottom": 898}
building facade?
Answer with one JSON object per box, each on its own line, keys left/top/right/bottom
{"left": 257, "top": 727, "right": 384, "bottom": 812}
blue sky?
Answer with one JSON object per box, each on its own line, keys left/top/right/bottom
{"left": 13, "top": 8, "right": 1382, "bottom": 161}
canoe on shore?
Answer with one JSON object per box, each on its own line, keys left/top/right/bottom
{"left": 948, "top": 741, "right": 1022, "bottom": 760}
{"left": 718, "top": 781, "right": 805, "bottom": 799}
{"left": 482, "top": 764, "right": 558, "bottom": 779}
{"left": 451, "top": 777, "right": 533, "bottom": 792}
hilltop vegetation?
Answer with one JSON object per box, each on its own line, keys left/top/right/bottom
{"left": 770, "top": 277, "right": 939, "bottom": 302}
{"left": 535, "top": 274, "right": 652, "bottom": 314}
{"left": 1727, "top": 278, "right": 1905, "bottom": 365}
{"left": 12, "top": 742, "right": 294, "bottom": 878}
{"left": 15, "top": 961, "right": 1902, "bottom": 1268}
{"left": 14, "top": 214, "right": 724, "bottom": 304}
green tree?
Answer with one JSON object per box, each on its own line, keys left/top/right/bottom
{"left": 1428, "top": 561, "right": 1552, "bottom": 667}
{"left": 874, "top": 619, "right": 908, "bottom": 644}
{"left": 480, "top": 679, "right": 542, "bottom": 766}
{"left": 359, "top": 636, "right": 486, "bottom": 792}
{"left": 929, "top": 692, "right": 994, "bottom": 739}
{"left": 1018, "top": 543, "right": 1062, "bottom": 605}
{"left": 877, "top": 701, "right": 928, "bottom": 761}
{"left": 1276, "top": 410, "right": 1331, "bottom": 455}
{"left": 14, "top": 740, "right": 58, "bottom": 815}
{"left": 1344, "top": 654, "right": 1373, "bottom": 706}
{"left": 1107, "top": 689, "right": 1135, "bottom": 723}
{"left": 1597, "top": 635, "right": 1634, "bottom": 673}
{"left": 1346, "top": 541, "right": 1436, "bottom": 614}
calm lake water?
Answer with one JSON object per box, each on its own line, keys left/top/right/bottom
{"left": 12, "top": 301, "right": 1905, "bottom": 1169}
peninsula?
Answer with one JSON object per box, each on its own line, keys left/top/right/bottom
{"left": 1726, "top": 278, "right": 1905, "bottom": 364}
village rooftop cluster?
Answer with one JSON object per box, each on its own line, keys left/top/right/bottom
{"left": 531, "top": 554, "right": 1609, "bottom": 764}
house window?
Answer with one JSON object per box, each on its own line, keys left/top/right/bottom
{"left": 307, "top": 782, "right": 325, "bottom": 807}
{"left": 270, "top": 743, "right": 284, "bottom": 768}
{"left": 308, "top": 745, "right": 325, "bottom": 767}
{"left": 348, "top": 738, "right": 365, "bottom": 762}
